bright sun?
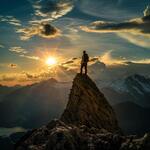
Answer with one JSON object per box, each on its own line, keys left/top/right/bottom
{"left": 46, "top": 57, "right": 57, "bottom": 66}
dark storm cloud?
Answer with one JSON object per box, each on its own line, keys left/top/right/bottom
{"left": 17, "top": 23, "right": 60, "bottom": 40}
{"left": 41, "top": 23, "right": 59, "bottom": 37}
{"left": 81, "top": 6, "right": 150, "bottom": 36}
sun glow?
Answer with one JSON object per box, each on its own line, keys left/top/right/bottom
{"left": 46, "top": 57, "right": 57, "bottom": 66}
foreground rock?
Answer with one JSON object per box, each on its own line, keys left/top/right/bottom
{"left": 16, "top": 119, "right": 150, "bottom": 150}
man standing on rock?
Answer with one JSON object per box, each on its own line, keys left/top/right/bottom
{"left": 80, "top": 51, "right": 89, "bottom": 75}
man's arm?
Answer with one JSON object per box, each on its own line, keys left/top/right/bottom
{"left": 87, "top": 54, "right": 89, "bottom": 62}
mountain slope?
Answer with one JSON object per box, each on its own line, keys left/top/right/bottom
{"left": 101, "top": 87, "right": 133, "bottom": 105}
{"left": 0, "top": 79, "right": 70, "bottom": 128}
{"left": 15, "top": 74, "right": 150, "bottom": 150}
{"left": 0, "top": 85, "right": 20, "bottom": 102}
{"left": 125, "top": 74, "right": 150, "bottom": 107}
{"left": 61, "top": 74, "right": 119, "bottom": 132}
{"left": 99, "top": 74, "right": 150, "bottom": 107}
{"left": 113, "top": 101, "right": 150, "bottom": 134}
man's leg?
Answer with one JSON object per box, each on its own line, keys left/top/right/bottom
{"left": 85, "top": 63, "right": 87, "bottom": 75}
{"left": 80, "top": 64, "right": 83, "bottom": 74}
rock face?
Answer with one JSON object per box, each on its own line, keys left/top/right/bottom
{"left": 61, "top": 74, "right": 119, "bottom": 132}
{"left": 15, "top": 74, "right": 150, "bottom": 150}
{"left": 15, "top": 119, "right": 150, "bottom": 150}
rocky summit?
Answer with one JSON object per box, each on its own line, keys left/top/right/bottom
{"left": 61, "top": 73, "right": 119, "bottom": 132}
{"left": 15, "top": 74, "right": 150, "bottom": 150}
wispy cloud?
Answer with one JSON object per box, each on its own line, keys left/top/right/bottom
{"left": 81, "top": 6, "right": 150, "bottom": 36}
{"left": 32, "top": 0, "right": 74, "bottom": 20}
{"left": 19, "top": 54, "right": 39, "bottom": 60}
{"left": 132, "top": 59, "right": 150, "bottom": 64}
{"left": 9, "top": 47, "right": 28, "bottom": 54}
{"left": 78, "top": 0, "right": 145, "bottom": 20}
{"left": 0, "top": 75, "right": 16, "bottom": 82}
{"left": 100, "top": 51, "right": 125, "bottom": 65}
{"left": 117, "top": 33, "right": 150, "bottom": 49}
{"left": 144, "top": 5, "right": 150, "bottom": 17}
{"left": 0, "top": 16, "right": 21, "bottom": 26}
{"left": 0, "top": 63, "right": 18, "bottom": 69}
{"left": 9, "top": 47, "right": 40, "bottom": 61}
{"left": 0, "top": 44, "right": 4, "bottom": 48}
{"left": 100, "top": 51, "right": 150, "bottom": 65}
{"left": 8, "top": 63, "right": 18, "bottom": 69}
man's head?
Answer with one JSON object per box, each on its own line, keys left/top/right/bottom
{"left": 83, "top": 50, "right": 86, "bottom": 54}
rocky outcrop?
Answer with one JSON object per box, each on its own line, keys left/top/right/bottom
{"left": 61, "top": 74, "right": 119, "bottom": 132}
{"left": 15, "top": 74, "right": 150, "bottom": 150}
{"left": 16, "top": 119, "right": 150, "bottom": 150}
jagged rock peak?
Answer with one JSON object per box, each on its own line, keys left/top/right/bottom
{"left": 61, "top": 73, "right": 119, "bottom": 132}
{"left": 15, "top": 74, "right": 150, "bottom": 150}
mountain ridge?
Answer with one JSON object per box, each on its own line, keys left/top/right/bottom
{"left": 61, "top": 74, "right": 119, "bottom": 132}
{"left": 15, "top": 74, "right": 150, "bottom": 150}
{"left": 0, "top": 78, "right": 70, "bottom": 128}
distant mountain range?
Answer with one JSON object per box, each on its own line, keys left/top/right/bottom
{"left": 101, "top": 74, "right": 150, "bottom": 107}
{"left": 0, "top": 74, "right": 150, "bottom": 134}
{"left": 0, "top": 85, "right": 20, "bottom": 102}
{"left": 101, "top": 74, "right": 150, "bottom": 134}
{"left": 125, "top": 74, "right": 150, "bottom": 107}
{"left": 0, "top": 79, "right": 70, "bottom": 128}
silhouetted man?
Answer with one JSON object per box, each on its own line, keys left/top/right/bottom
{"left": 80, "top": 51, "right": 89, "bottom": 75}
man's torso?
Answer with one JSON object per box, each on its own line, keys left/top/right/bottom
{"left": 82, "top": 54, "right": 89, "bottom": 63}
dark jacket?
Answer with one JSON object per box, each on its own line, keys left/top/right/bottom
{"left": 82, "top": 53, "right": 89, "bottom": 63}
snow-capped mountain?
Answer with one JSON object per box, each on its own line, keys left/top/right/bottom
{"left": 99, "top": 74, "right": 150, "bottom": 107}
{"left": 125, "top": 74, "right": 150, "bottom": 107}
{"left": 125, "top": 74, "right": 150, "bottom": 93}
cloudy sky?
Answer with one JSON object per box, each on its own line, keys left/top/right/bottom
{"left": 0, "top": 0, "right": 150, "bottom": 86}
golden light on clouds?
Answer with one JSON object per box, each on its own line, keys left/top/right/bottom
{"left": 34, "top": 48, "right": 63, "bottom": 67}
{"left": 100, "top": 51, "right": 125, "bottom": 65}
{"left": 46, "top": 57, "right": 57, "bottom": 66}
